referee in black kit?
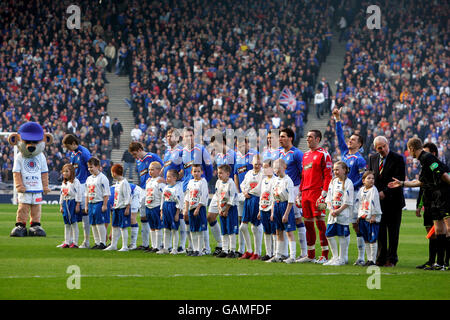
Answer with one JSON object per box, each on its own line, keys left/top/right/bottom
{"left": 415, "top": 143, "right": 445, "bottom": 270}
{"left": 388, "top": 138, "right": 450, "bottom": 270}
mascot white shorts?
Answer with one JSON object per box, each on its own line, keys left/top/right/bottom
{"left": 18, "top": 192, "right": 43, "bottom": 205}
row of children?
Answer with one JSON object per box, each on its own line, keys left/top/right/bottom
{"left": 58, "top": 155, "right": 382, "bottom": 266}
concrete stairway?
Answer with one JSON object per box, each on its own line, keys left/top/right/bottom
{"left": 298, "top": 27, "right": 347, "bottom": 153}
{"left": 105, "top": 71, "right": 137, "bottom": 182}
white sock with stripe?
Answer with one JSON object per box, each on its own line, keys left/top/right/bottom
{"left": 210, "top": 221, "right": 222, "bottom": 247}
{"left": 357, "top": 236, "right": 365, "bottom": 261}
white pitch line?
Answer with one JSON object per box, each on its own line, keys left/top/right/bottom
{"left": 0, "top": 272, "right": 417, "bottom": 279}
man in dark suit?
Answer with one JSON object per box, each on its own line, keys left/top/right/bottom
{"left": 111, "top": 118, "right": 123, "bottom": 149}
{"left": 368, "top": 136, "right": 406, "bottom": 267}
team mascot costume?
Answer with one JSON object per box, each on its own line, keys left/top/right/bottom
{"left": 8, "top": 122, "right": 53, "bottom": 237}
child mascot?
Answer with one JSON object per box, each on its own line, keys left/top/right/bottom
{"left": 8, "top": 122, "right": 53, "bottom": 237}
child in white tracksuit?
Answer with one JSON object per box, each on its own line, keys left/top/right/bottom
{"left": 324, "top": 161, "right": 354, "bottom": 266}
{"left": 352, "top": 171, "right": 382, "bottom": 266}
{"left": 59, "top": 164, "right": 82, "bottom": 248}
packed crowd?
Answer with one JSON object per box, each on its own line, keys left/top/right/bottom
{"left": 322, "top": 0, "right": 450, "bottom": 197}
{"left": 0, "top": 0, "right": 113, "bottom": 184}
{"left": 123, "top": 0, "right": 335, "bottom": 153}
{"left": 0, "top": 0, "right": 339, "bottom": 185}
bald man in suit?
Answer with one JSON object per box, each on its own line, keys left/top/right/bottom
{"left": 368, "top": 136, "right": 406, "bottom": 267}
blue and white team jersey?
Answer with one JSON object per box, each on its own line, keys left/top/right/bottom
{"left": 136, "top": 152, "right": 164, "bottom": 189}
{"left": 262, "top": 147, "right": 279, "bottom": 162}
{"left": 336, "top": 121, "right": 366, "bottom": 191}
{"left": 234, "top": 148, "right": 258, "bottom": 190}
{"left": 70, "top": 145, "right": 91, "bottom": 184}
{"left": 181, "top": 144, "right": 213, "bottom": 192}
{"left": 215, "top": 148, "right": 237, "bottom": 179}
{"left": 163, "top": 144, "right": 183, "bottom": 179}
{"left": 276, "top": 147, "right": 303, "bottom": 187}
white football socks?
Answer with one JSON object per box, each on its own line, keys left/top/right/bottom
{"left": 163, "top": 229, "right": 171, "bottom": 250}
{"left": 369, "top": 242, "right": 378, "bottom": 262}
{"left": 264, "top": 233, "right": 273, "bottom": 257}
{"left": 82, "top": 215, "right": 90, "bottom": 244}
{"left": 222, "top": 234, "right": 229, "bottom": 253}
{"left": 97, "top": 224, "right": 107, "bottom": 245}
{"left": 141, "top": 222, "right": 150, "bottom": 247}
{"left": 171, "top": 229, "right": 179, "bottom": 250}
{"left": 298, "top": 225, "right": 307, "bottom": 257}
{"left": 210, "top": 221, "right": 222, "bottom": 247}
{"left": 339, "top": 236, "right": 349, "bottom": 263}
{"left": 327, "top": 237, "right": 338, "bottom": 260}
{"left": 203, "top": 230, "right": 210, "bottom": 253}
{"left": 64, "top": 224, "right": 72, "bottom": 245}
{"left": 72, "top": 223, "right": 79, "bottom": 245}
{"left": 110, "top": 227, "right": 120, "bottom": 249}
{"left": 252, "top": 224, "right": 263, "bottom": 256}
{"left": 179, "top": 220, "right": 187, "bottom": 250}
{"left": 130, "top": 225, "right": 139, "bottom": 247}
{"left": 91, "top": 224, "right": 100, "bottom": 245}
{"left": 357, "top": 236, "right": 366, "bottom": 261}
{"left": 229, "top": 234, "right": 237, "bottom": 252}
{"left": 121, "top": 228, "right": 128, "bottom": 249}
{"left": 283, "top": 231, "right": 289, "bottom": 257}
{"left": 289, "top": 240, "right": 296, "bottom": 259}
{"left": 239, "top": 223, "right": 253, "bottom": 253}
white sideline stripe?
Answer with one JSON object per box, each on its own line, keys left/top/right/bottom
{"left": 1, "top": 272, "right": 416, "bottom": 279}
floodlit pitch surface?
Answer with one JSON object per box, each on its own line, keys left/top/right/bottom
{"left": 0, "top": 204, "right": 448, "bottom": 300}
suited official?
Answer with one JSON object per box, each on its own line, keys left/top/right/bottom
{"left": 368, "top": 136, "right": 406, "bottom": 267}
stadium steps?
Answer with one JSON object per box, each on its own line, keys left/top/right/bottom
{"left": 105, "top": 71, "right": 138, "bottom": 184}
{"left": 298, "top": 28, "right": 347, "bottom": 153}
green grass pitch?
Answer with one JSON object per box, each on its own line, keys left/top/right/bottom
{"left": 0, "top": 204, "right": 448, "bottom": 300}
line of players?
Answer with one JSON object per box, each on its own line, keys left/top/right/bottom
{"left": 57, "top": 112, "right": 387, "bottom": 266}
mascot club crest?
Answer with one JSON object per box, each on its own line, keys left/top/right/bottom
{"left": 24, "top": 158, "right": 40, "bottom": 173}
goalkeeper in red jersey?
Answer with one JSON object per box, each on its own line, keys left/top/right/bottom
{"left": 296, "top": 130, "right": 333, "bottom": 264}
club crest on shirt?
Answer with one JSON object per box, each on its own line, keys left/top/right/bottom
{"left": 261, "top": 191, "right": 270, "bottom": 209}
{"left": 237, "top": 166, "right": 247, "bottom": 174}
{"left": 24, "top": 158, "right": 40, "bottom": 173}
{"left": 164, "top": 190, "right": 173, "bottom": 200}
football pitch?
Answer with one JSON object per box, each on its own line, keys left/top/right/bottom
{"left": 0, "top": 204, "right": 448, "bottom": 300}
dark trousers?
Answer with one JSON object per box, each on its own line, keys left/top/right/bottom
{"left": 377, "top": 208, "right": 402, "bottom": 265}
{"left": 113, "top": 135, "right": 120, "bottom": 149}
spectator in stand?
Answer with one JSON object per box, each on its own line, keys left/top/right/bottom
{"left": 321, "top": 0, "right": 449, "bottom": 200}
{"left": 111, "top": 118, "right": 123, "bottom": 149}
{"left": 122, "top": 149, "right": 135, "bottom": 181}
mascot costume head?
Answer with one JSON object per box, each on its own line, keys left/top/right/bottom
{"left": 8, "top": 122, "right": 53, "bottom": 237}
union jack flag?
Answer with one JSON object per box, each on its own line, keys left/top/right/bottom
{"left": 278, "top": 87, "right": 296, "bottom": 111}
